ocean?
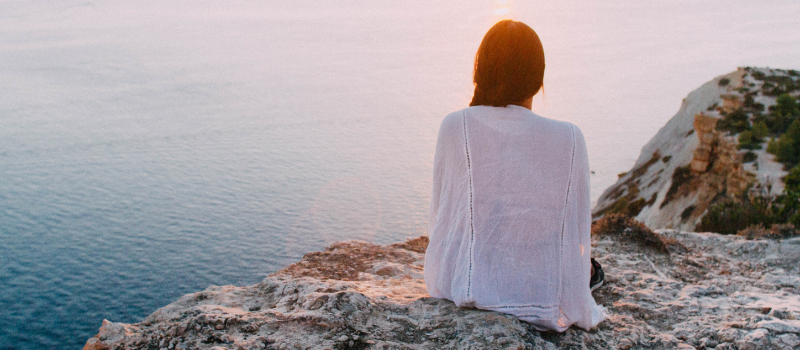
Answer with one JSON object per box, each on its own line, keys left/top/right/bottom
{"left": 1, "top": 0, "right": 799, "bottom": 348}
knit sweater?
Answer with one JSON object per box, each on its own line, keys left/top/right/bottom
{"left": 424, "top": 105, "right": 606, "bottom": 331}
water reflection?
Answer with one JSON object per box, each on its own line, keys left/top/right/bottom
{"left": 290, "top": 176, "right": 382, "bottom": 246}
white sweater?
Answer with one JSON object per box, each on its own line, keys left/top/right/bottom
{"left": 424, "top": 105, "right": 606, "bottom": 331}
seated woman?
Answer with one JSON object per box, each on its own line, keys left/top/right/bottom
{"left": 424, "top": 20, "right": 606, "bottom": 332}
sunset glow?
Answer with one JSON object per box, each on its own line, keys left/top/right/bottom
{"left": 494, "top": 7, "right": 510, "bottom": 15}
{"left": 494, "top": 0, "right": 512, "bottom": 19}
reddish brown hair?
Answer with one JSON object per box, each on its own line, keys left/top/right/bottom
{"left": 470, "top": 20, "right": 545, "bottom": 107}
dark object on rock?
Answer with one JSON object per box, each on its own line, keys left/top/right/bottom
{"left": 590, "top": 258, "right": 604, "bottom": 291}
{"left": 681, "top": 205, "right": 696, "bottom": 221}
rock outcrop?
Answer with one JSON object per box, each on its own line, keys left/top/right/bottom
{"left": 689, "top": 113, "right": 719, "bottom": 173}
{"left": 85, "top": 232, "right": 800, "bottom": 350}
{"left": 593, "top": 67, "right": 799, "bottom": 230}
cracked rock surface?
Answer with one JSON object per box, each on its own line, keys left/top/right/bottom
{"left": 85, "top": 232, "right": 800, "bottom": 349}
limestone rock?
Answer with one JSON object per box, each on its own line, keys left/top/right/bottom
{"left": 690, "top": 113, "right": 719, "bottom": 173}
{"left": 84, "top": 232, "right": 800, "bottom": 350}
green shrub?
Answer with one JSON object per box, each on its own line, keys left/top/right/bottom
{"left": 697, "top": 194, "right": 776, "bottom": 235}
{"left": 760, "top": 93, "right": 800, "bottom": 136}
{"left": 738, "top": 122, "right": 765, "bottom": 149}
{"left": 784, "top": 164, "right": 800, "bottom": 189}
{"left": 751, "top": 121, "right": 769, "bottom": 141}
{"left": 700, "top": 166, "right": 800, "bottom": 235}
{"left": 776, "top": 119, "right": 800, "bottom": 166}
{"left": 772, "top": 93, "right": 800, "bottom": 118}
{"left": 715, "top": 145, "right": 800, "bottom": 235}
{"left": 776, "top": 136, "right": 797, "bottom": 165}
{"left": 776, "top": 190, "right": 800, "bottom": 227}
{"left": 718, "top": 78, "right": 730, "bottom": 86}
{"left": 763, "top": 110, "right": 794, "bottom": 135}
{"left": 716, "top": 108, "right": 750, "bottom": 134}
{"left": 744, "top": 94, "right": 765, "bottom": 112}
{"left": 738, "top": 130, "right": 757, "bottom": 149}
{"left": 767, "top": 137, "right": 780, "bottom": 154}
{"left": 762, "top": 77, "right": 800, "bottom": 96}
{"left": 609, "top": 197, "right": 629, "bottom": 215}
{"left": 742, "top": 151, "right": 757, "bottom": 163}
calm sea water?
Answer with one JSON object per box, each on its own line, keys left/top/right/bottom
{"left": 1, "top": 1, "right": 799, "bottom": 348}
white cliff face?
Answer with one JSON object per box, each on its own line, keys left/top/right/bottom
{"left": 593, "top": 67, "right": 796, "bottom": 230}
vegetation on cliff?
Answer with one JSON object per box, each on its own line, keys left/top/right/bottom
{"left": 766, "top": 94, "right": 800, "bottom": 166}
{"left": 700, "top": 73, "right": 800, "bottom": 235}
{"left": 699, "top": 168, "right": 800, "bottom": 235}
{"left": 594, "top": 67, "right": 800, "bottom": 233}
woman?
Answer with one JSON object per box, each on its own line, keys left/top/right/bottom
{"left": 424, "top": 20, "right": 606, "bottom": 332}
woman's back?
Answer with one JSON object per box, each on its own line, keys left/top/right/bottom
{"left": 424, "top": 105, "right": 605, "bottom": 331}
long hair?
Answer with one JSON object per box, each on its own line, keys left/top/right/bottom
{"left": 469, "top": 20, "right": 545, "bottom": 107}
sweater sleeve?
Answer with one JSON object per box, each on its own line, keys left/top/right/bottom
{"left": 424, "top": 112, "right": 472, "bottom": 301}
{"left": 425, "top": 116, "right": 448, "bottom": 298}
{"left": 560, "top": 124, "right": 606, "bottom": 330}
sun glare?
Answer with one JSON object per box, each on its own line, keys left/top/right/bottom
{"left": 493, "top": 0, "right": 512, "bottom": 19}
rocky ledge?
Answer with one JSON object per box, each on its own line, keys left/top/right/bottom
{"left": 84, "top": 224, "right": 800, "bottom": 350}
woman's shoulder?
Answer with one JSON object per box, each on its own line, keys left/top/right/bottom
{"left": 440, "top": 108, "right": 467, "bottom": 128}
{"left": 449, "top": 105, "right": 582, "bottom": 136}
{"left": 519, "top": 108, "right": 585, "bottom": 142}
{"left": 436, "top": 109, "right": 467, "bottom": 139}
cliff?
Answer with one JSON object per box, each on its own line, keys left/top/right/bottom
{"left": 84, "top": 229, "right": 800, "bottom": 350}
{"left": 593, "top": 67, "right": 800, "bottom": 230}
